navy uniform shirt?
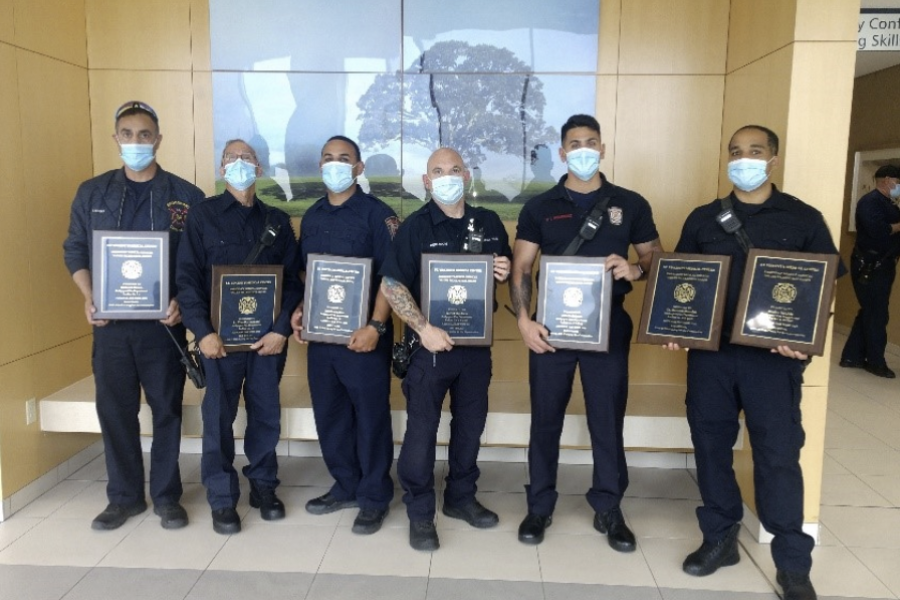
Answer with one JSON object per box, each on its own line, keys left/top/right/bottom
{"left": 379, "top": 201, "right": 512, "bottom": 307}
{"left": 675, "top": 186, "right": 843, "bottom": 334}
{"left": 176, "top": 191, "right": 303, "bottom": 341}
{"left": 63, "top": 166, "right": 204, "bottom": 297}
{"left": 516, "top": 173, "right": 659, "bottom": 297}
{"left": 299, "top": 185, "right": 398, "bottom": 311}
{"left": 854, "top": 188, "right": 900, "bottom": 259}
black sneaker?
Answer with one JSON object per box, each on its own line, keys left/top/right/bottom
{"left": 249, "top": 483, "right": 285, "bottom": 521}
{"left": 682, "top": 523, "right": 741, "bottom": 576}
{"left": 91, "top": 501, "right": 147, "bottom": 531}
{"left": 593, "top": 506, "right": 636, "bottom": 553}
{"left": 211, "top": 507, "right": 241, "bottom": 535}
{"left": 154, "top": 503, "right": 188, "bottom": 529}
{"left": 409, "top": 520, "right": 440, "bottom": 551}
{"left": 777, "top": 570, "right": 817, "bottom": 600}
{"left": 352, "top": 507, "right": 389, "bottom": 535}
{"left": 305, "top": 492, "right": 358, "bottom": 515}
{"left": 442, "top": 499, "right": 499, "bottom": 529}
{"left": 865, "top": 363, "right": 896, "bottom": 379}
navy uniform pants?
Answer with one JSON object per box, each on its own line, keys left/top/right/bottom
{"left": 841, "top": 258, "right": 897, "bottom": 368}
{"left": 200, "top": 349, "right": 286, "bottom": 510}
{"left": 526, "top": 301, "right": 632, "bottom": 516}
{"left": 398, "top": 346, "right": 491, "bottom": 522}
{"left": 307, "top": 335, "right": 394, "bottom": 511}
{"left": 687, "top": 343, "right": 814, "bottom": 574}
{"left": 93, "top": 320, "right": 185, "bottom": 507}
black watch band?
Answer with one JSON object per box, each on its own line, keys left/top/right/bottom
{"left": 368, "top": 319, "right": 387, "bottom": 336}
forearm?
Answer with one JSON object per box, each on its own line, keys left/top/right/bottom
{"left": 371, "top": 287, "right": 392, "bottom": 322}
{"left": 509, "top": 272, "right": 533, "bottom": 320}
{"left": 380, "top": 277, "right": 427, "bottom": 333}
{"left": 72, "top": 269, "right": 93, "bottom": 301}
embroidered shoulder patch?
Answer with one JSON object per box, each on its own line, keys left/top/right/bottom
{"left": 608, "top": 206, "right": 623, "bottom": 226}
{"left": 167, "top": 200, "right": 190, "bottom": 231}
{"left": 385, "top": 216, "right": 400, "bottom": 239}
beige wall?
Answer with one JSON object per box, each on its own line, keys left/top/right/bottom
{"left": 723, "top": 0, "right": 859, "bottom": 523}
{"left": 0, "top": 0, "right": 101, "bottom": 502}
{"left": 834, "top": 62, "right": 900, "bottom": 344}
{"left": 0, "top": 0, "right": 859, "bottom": 532}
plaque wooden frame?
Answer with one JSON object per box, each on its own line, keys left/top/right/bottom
{"left": 211, "top": 265, "right": 283, "bottom": 352}
{"left": 421, "top": 253, "right": 494, "bottom": 346}
{"left": 536, "top": 255, "right": 612, "bottom": 352}
{"left": 300, "top": 254, "right": 373, "bottom": 345}
{"left": 92, "top": 230, "right": 170, "bottom": 320}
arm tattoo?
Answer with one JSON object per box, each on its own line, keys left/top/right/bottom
{"left": 381, "top": 276, "right": 428, "bottom": 333}
{"left": 510, "top": 273, "right": 533, "bottom": 318}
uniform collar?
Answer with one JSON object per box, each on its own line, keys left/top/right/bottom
{"left": 550, "top": 172, "right": 615, "bottom": 203}
{"left": 310, "top": 184, "right": 367, "bottom": 213}
{"left": 426, "top": 199, "right": 474, "bottom": 225}
{"left": 218, "top": 189, "right": 263, "bottom": 215}
{"left": 729, "top": 184, "right": 792, "bottom": 212}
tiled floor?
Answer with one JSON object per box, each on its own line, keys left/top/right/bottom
{"left": 1, "top": 332, "right": 898, "bottom": 600}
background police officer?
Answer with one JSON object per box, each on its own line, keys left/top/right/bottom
{"left": 63, "top": 100, "right": 204, "bottom": 531}
{"left": 668, "top": 125, "right": 841, "bottom": 600}
{"left": 380, "top": 148, "right": 512, "bottom": 551}
{"left": 177, "top": 139, "right": 303, "bottom": 534}
{"left": 511, "top": 114, "right": 662, "bottom": 551}
{"left": 291, "top": 136, "right": 396, "bottom": 535}
{"left": 840, "top": 164, "right": 900, "bottom": 379}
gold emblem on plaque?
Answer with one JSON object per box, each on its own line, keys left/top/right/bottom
{"left": 771, "top": 282, "right": 797, "bottom": 303}
{"left": 238, "top": 296, "right": 258, "bottom": 315}
{"left": 673, "top": 282, "right": 696, "bottom": 304}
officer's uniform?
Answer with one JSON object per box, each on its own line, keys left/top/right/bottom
{"left": 177, "top": 191, "right": 302, "bottom": 510}
{"left": 841, "top": 188, "right": 900, "bottom": 369}
{"left": 63, "top": 166, "right": 204, "bottom": 508}
{"left": 675, "top": 186, "right": 842, "bottom": 574}
{"left": 299, "top": 186, "right": 397, "bottom": 511}
{"left": 516, "top": 173, "right": 658, "bottom": 517}
{"left": 379, "top": 201, "right": 511, "bottom": 522}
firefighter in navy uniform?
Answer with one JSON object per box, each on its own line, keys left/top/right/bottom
{"left": 380, "top": 148, "right": 512, "bottom": 551}
{"left": 290, "top": 136, "right": 397, "bottom": 535}
{"left": 177, "top": 139, "right": 303, "bottom": 535}
{"left": 840, "top": 164, "right": 900, "bottom": 379}
{"left": 63, "top": 101, "right": 204, "bottom": 531}
{"left": 510, "top": 114, "right": 662, "bottom": 551}
{"left": 668, "top": 125, "right": 843, "bottom": 600}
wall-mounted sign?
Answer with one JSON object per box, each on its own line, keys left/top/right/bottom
{"left": 858, "top": 9, "right": 900, "bottom": 51}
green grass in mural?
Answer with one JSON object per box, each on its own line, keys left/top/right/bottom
{"left": 214, "top": 176, "right": 548, "bottom": 221}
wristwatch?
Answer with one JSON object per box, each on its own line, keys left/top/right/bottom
{"left": 368, "top": 319, "right": 387, "bottom": 336}
{"left": 634, "top": 263, "right": 645, "bottom": 279}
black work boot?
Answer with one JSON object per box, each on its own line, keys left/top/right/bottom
{"left": 682, "top": 522, "right": 741, "bottom": 576}
{"left": 777, "top": 570, "right": 817, "bottom": 600}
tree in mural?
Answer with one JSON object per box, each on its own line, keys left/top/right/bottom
{"left": 357, "top": 40, "right": 557, "bottom": 179}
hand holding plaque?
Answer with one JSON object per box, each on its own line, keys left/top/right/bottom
{"left": 637, "top": 253, "right": 731, "bottom": 350}
{"left": 211, "top": 265, "right": 283, "bottom": 352}
{"left": 92, "top": 230, "right": 170, "bottom": 320}
{"left": 300, "top": 254, "right": 373, "bottom": 345}
{"left": 731, "top": 249, "right": 838, "bottom": 356}
{"left": 536, "top": 256, "right": 612, "bottom": 351}
{"left": 421, "top": 254, "right": 494, "bottom": 346}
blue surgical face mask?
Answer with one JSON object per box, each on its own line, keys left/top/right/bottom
{"left": 223, "top": 159, "right": 258, "bottom": 191}
{"left": 890, "top": 183, "right": 900, "bottom": 200}
{"left": 321, "top": 161, "right": 356, "bottom": 194}
{"left": 430, "top": 175, "right": 465, "bottom": 205}
{"left": 728, "top": 158, "right": 772, "bottom": 192}
{"left": 566, "top": 148, "right": 601, "bottom": 181}
{"left": 120, "top": 144, "right": 155, "bottom": 172}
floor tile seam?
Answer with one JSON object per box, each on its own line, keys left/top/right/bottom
{"left": 0, "top": 516, "right": 44, "bottom": 554}
{"left": 56, "top": 563, "right": 99, "bottom": 600}
{"left": 842, "top": 545, "right": 900, "bottom": 600}
{"left": 734, "top": 537, "right": 778, "bottom": 595}
{"left": 310, "top": 514, "right": 343, "bottom": 579}
{"left": 823, "top": 450, "right": 900, "bottom": 478}
{"left": 821, "top": 468, "right": 895, "bottom": 507}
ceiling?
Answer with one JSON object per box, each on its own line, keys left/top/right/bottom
{"left": 856, "top": 0, "right": 900, "bottom": 77}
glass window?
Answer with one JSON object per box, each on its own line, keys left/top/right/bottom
{"left": 211, "top": 0, "right": 600, "bottom": 218}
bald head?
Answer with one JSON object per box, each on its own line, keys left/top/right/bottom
{"left": 424, "top": 148, "right": 468, "bottom": 184}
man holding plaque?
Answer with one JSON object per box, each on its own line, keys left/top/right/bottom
{"left": 379, "top": 148, "right": 512, "bottom": 551}
{"left": 510, "top": 114, "right": 662, "bottom": 551}
{"left": 290, "top": 136, "right": 397, "bottom": 535}
{"left": 840, "top": 164, "right": 900, "bottom": 379}
{"left": 669, "top": 125, "right": 842, "bottom": 600}
{"left": 177, "top": 139, "right": 303, "bottom": 535}
{"left": 63, "top": 101, "right": 204, "bottom": 531}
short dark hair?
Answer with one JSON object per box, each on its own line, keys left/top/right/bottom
{"left": 874, "top": 165, "right": 900, "bottom": 179}
{"left": 733, "top": 125, "right": 779, "bottom": 155}
{"left": 323, "top": 135, "right": 361, "bottom": 163}
{"left": 561, "top": 114, "right": 601, "bottom": 144}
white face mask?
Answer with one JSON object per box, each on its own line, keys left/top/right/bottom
{"left": 566, "top": 148, "right": 601, "bottom": 181}
{"left": 321, "top": 161, "right": 356, "bottom": 193}
{"left": 890, "top": 182, "right": 900, "bottom": 200}
{"left": 430, "top": 175, "right": 465, "bottom": 205}
{"left": 728, "top": 158, "right": 772, "bottom": 192}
